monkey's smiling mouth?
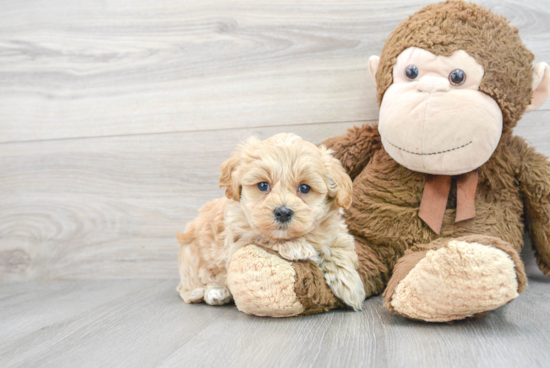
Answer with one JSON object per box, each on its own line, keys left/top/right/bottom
{"left": 384, "top": 138, "right": 473, "bottom": 156}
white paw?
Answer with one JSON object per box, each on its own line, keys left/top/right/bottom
{"left": 180, "top": 287, "right": 205, "bottom": 304}
{"left": 204, "top": 287, "right": 233, "bottom": 306}
{"left": 278, "top": 240, "right": 319, "bottom": 261}
{"left": 189, "top": 287, "right": 205, "bottom": 301}
{"left": 324, "top": 268, "right": 365, "bottom": 311}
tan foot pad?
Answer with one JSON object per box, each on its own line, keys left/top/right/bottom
{"left": 228, "top": 245, "right": 305, "bottom": 317}
{"left": 391, "top": 240, "right": 519, "bottom": 322}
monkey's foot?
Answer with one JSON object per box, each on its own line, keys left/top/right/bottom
{"left": 227, "top": 245, "right": 342, "bottom": 317}
{"left": 385, "top": 237, "right": 525, "bottom": 322}
{"left": 228, "top": 245, "right": 306, "bottom": 317}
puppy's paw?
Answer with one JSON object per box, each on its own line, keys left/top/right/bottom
{"left": 324, "top": 266, "right": 366, "bottom": 311}
{"left": 204, "top": 286, "right": 233, "bottom": 306}
{"left": 179, "top": 287, "right": 206, "bottom": 304}
{"left": 278, "top": 239, "right": 319, "bottom": 261}
{"left": 187, "top": 287, "right": 206, "bottom": 303}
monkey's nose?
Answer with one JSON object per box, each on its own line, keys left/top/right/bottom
{"left": 417, "top": 76, "right": 450, "bottom": 93}
{"left": 274, "top": 206, "right": 293, "bottom": 224}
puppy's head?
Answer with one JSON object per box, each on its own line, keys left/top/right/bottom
{"left": 220, "top": 133, "right": 352, "bottom": 240}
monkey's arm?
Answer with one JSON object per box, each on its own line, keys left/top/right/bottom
{"left": 321, "top": 124, "right": 382, "bottom": 180}
{"left": 517, "top": 138, "right": 550, "bottom": 276}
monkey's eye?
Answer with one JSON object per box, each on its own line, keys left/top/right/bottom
{"left": 298, "top": 184, "right": 311, "bottom": 194}
{"left": 405, "top": 65, "right": 419, "bottom": 81}
{"left": 258, "top": 182, "right": 270, "bottom": 192}
{"left": 449, "top": 69, "right": 466, "bottom": 86}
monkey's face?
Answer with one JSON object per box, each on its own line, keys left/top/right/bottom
{"left": 378, "top": 47, "right": 503, "bottom": 175}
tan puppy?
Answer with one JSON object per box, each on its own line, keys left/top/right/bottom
{"left": 177, "top": 133, "right": 365, "bottom": 310}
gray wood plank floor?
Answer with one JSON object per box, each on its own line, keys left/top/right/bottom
{"left": 1, "top": 260, "right": 548, "bottom": 368}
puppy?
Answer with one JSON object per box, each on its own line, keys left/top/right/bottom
{"left": 177, "top": 133, "right": 365, "bottom": 310}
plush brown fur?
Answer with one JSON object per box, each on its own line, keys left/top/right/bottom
{"left": 320, "top": 3, "right": 550, "bottom": 312}
{"left": 292, "top": 256, "right": 344, "bottom": 316}
{"left": 325, "top": 126, "right": 549, "bottom": 291}
{"left": 375, "top": 0, "right": 534, "bottom": 131}
{"left": 517, "top": 142, "right": 550, "bottom": 276}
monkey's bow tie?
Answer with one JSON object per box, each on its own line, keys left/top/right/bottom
{"left": 418, "top": 171, "right": 478, "bottom": 234}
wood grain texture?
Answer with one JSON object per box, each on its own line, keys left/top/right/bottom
{"left": 0, "top": 275, "right": 548, "bottom": 368}
{"left": 0, "top": 0, "right": 549, "bottom": 143}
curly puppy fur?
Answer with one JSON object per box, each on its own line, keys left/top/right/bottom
{"left": 177, "top": 133, "right": 365, "bottom": 310}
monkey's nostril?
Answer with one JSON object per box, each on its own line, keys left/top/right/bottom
{"left": 274, "top": 206, "right": 293, "bottom": 224}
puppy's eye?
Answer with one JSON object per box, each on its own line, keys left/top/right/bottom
{"left": 257, "top": 182, "right": 270, "bottom": 192}
{"left": 405, "top": 65, "right": 419, "bottom": 81}
{"left": 449, "top": 69, "right": 466, "bottom": 86}
{"left": 298, "top": 184, "right": 311, "bottom": 194}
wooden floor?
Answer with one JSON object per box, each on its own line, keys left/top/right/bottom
{"left": 1, "top": 259, "right": 549, "bottom": 368}
{"left": 1, "top": 0, "right": 550, "bottom": 367}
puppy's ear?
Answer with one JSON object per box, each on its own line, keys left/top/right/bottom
{"left": 220, "top": 137, "right": 261, "bottom": 201}
{"left": 321, "top": 146, "right": 353, "bottom": 209}
{"left": 219, "top": 153, "right": 242, "bottom": 201}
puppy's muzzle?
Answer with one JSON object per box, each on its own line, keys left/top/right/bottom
{"left": 274, "top": 206, "right": 293, "bottom": 224}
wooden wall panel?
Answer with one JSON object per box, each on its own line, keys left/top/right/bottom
{"left": 0, "top": 0, "right": 549, "bottom": 280}
{"left": 0, "top": 0, "right": 548, "bottom": 143}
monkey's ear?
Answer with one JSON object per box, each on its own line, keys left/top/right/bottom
{"left": 526, "top": 62, "right": 550, "bottom": 113}
{"left": 321, "top": 147, "right": 353, "bottom": 209}
{"left": 219, "top": 154, "right": 242, "bottom": 201}
{"left": 368, "top": 56, "right": 380, "bottom": 87}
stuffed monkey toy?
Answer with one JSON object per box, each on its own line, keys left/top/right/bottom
{"left": 226, "top": 1, "right": 550, "bottom": 321}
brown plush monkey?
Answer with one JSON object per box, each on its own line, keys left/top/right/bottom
{"left": 226, "top": 1, "right": 550, "bottom": 321}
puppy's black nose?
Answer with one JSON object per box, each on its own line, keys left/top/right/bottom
{"left": 274, "top": 206, "right": 293, "bottom": 223}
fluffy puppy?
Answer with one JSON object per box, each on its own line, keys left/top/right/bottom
{"left": 177, "top": 133, "right": 365, "bottom": 310}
